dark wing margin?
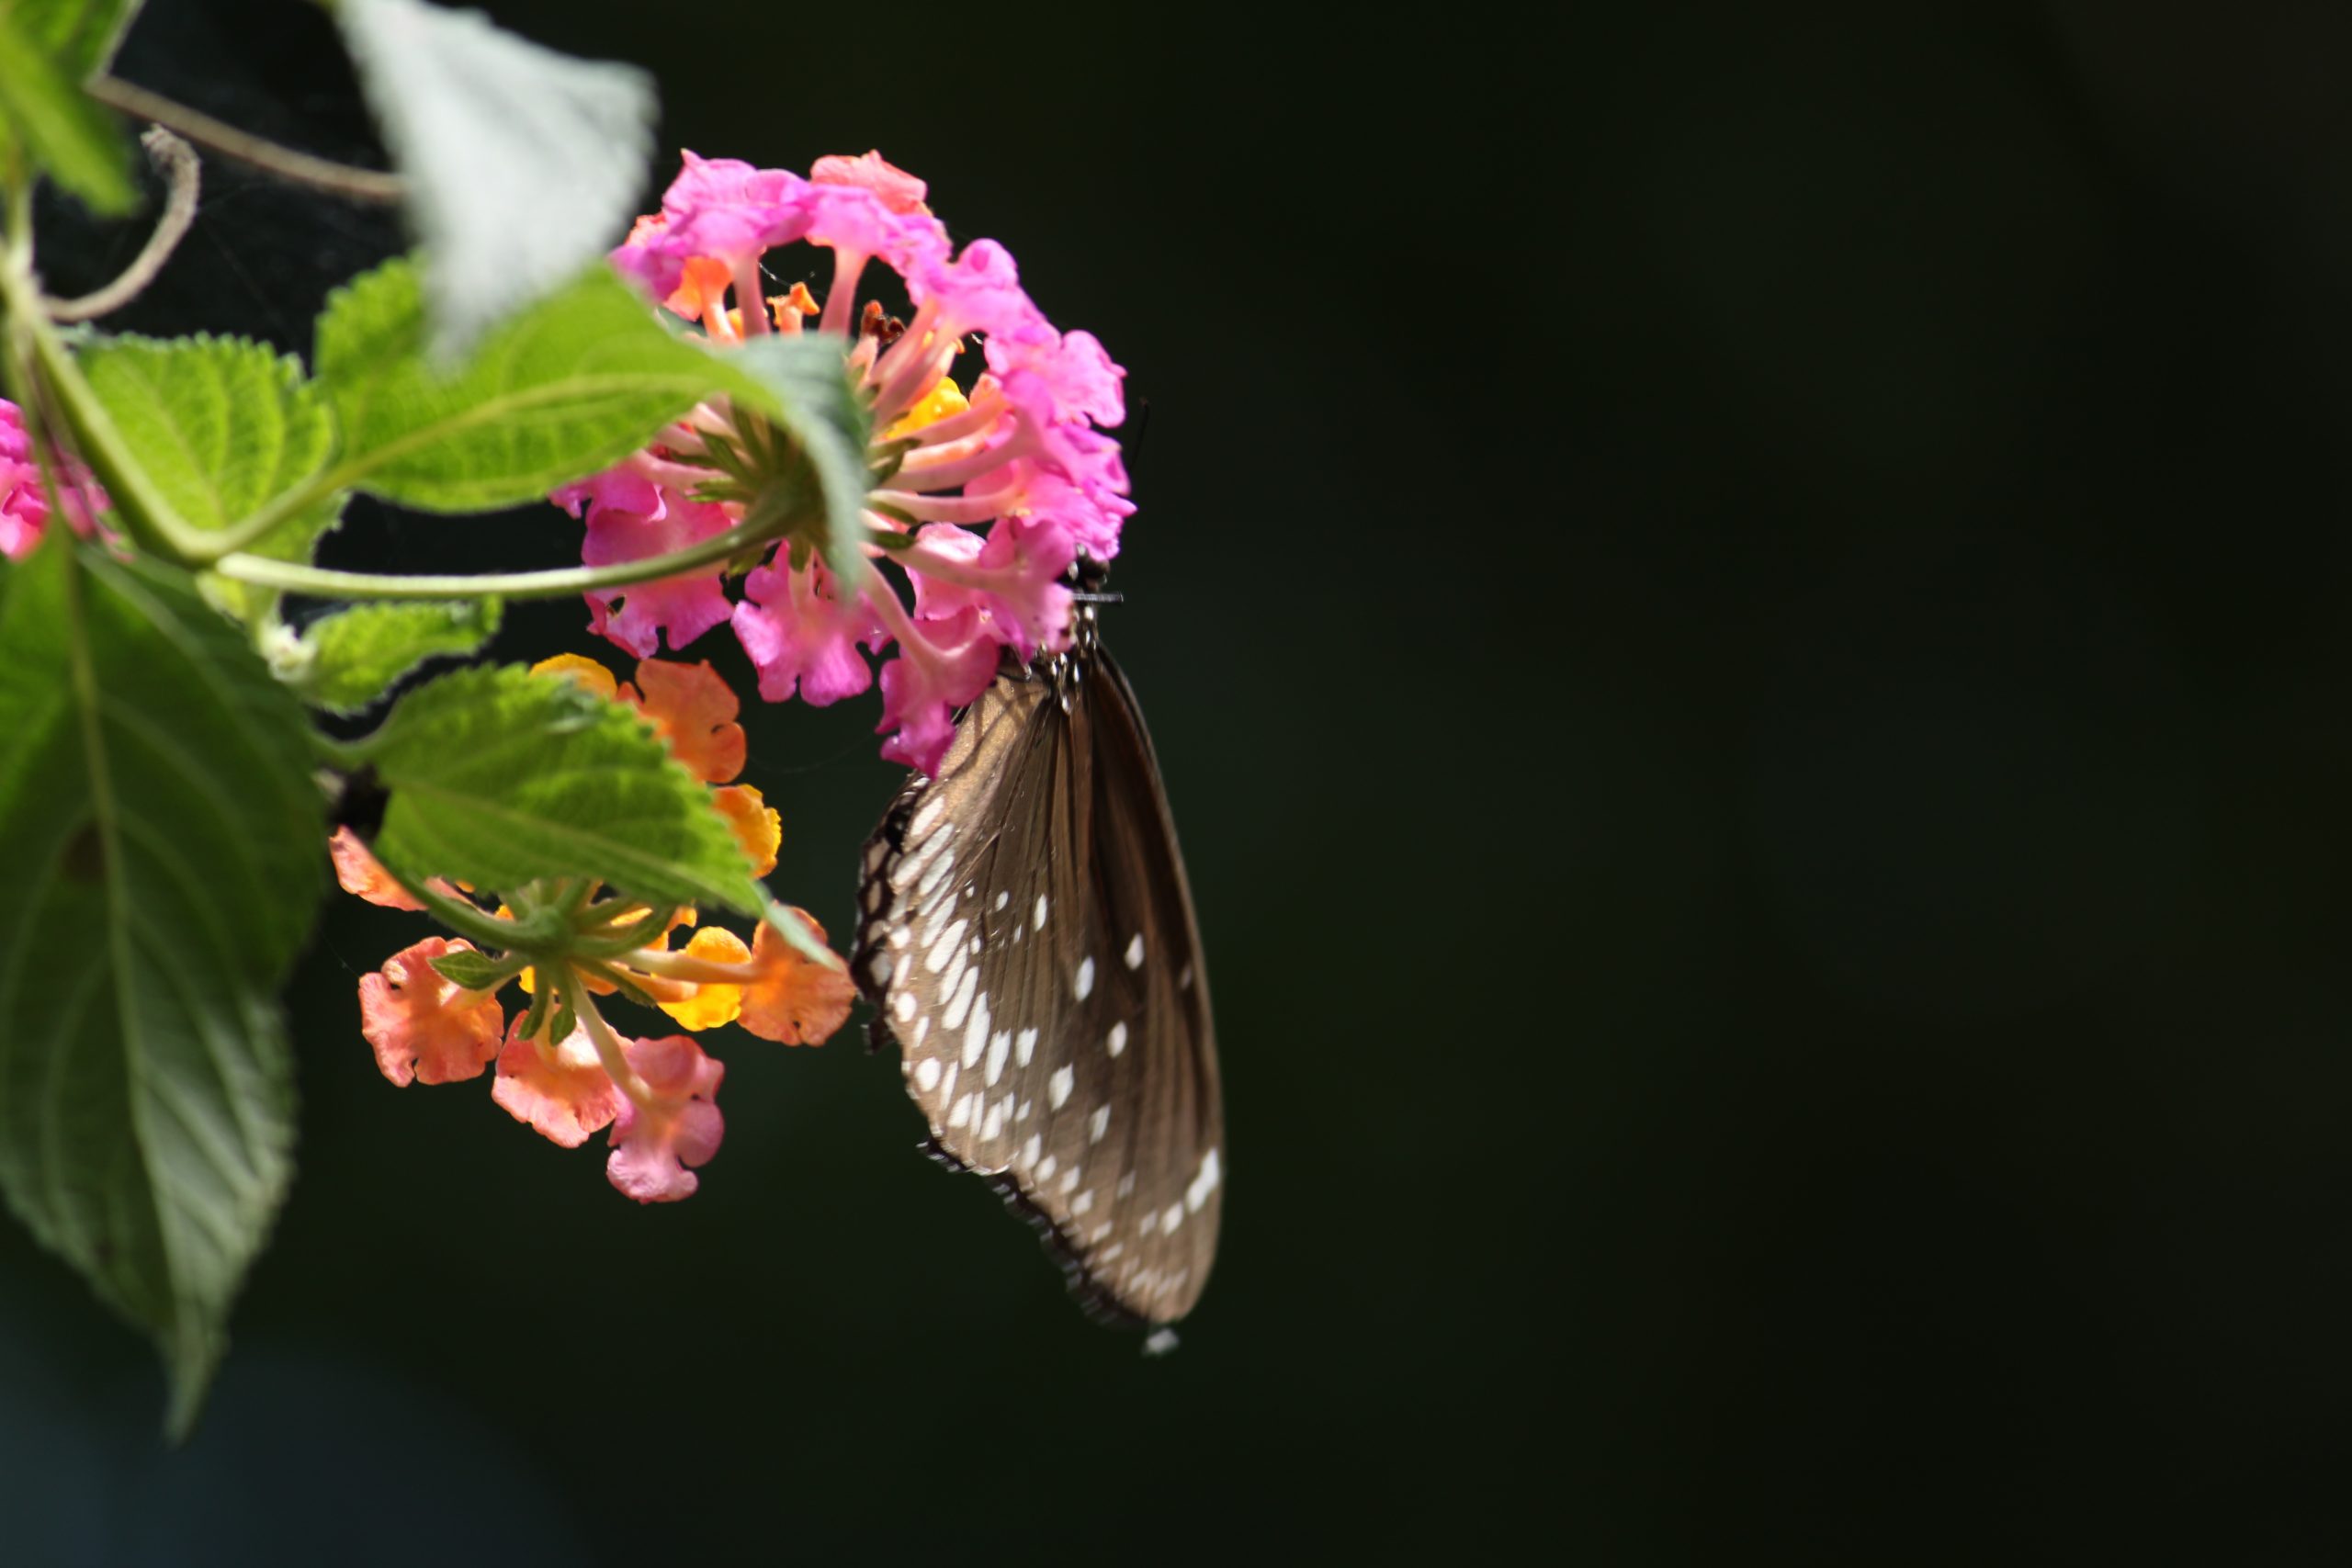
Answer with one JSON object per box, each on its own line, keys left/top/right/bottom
{"left": 854, "top": 649, "right": 1224, "bottom": 1325}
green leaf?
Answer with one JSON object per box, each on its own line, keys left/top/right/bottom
{"left": 730, "top": 335, "right": 876, "bottom": 592}
{"left": 335, "top": 0, "right": 655, "bottom": 360}
{"left": 77, "top": 333, "right": 341, "bottom": 623}
{"left": 286, "top": 597, "right": 501, "bottom": 715}
{"left": 6, "top": 0, "right": 139, "bottom": 72}
{"left": 360, "top": 662, "right": 763, "bottom": 916}
{"left": 0, "top": 0, "right": 133, "bottom": 212}
{"left": 427, "top": 947, "right": 519, "bottom": 991}
{"left": 313, "top": 256, "right": 776, "bottom": 513}
{"left": 0, "top": 539, "right": 322, "bottom": 1437}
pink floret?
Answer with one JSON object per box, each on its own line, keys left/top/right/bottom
{"left": 605, "top": 1035, "right": 726, "bottom": 1203}
{"left": 357, "top": 937, "right": 504, "bottom": 1088}
{"left": 729, "top": 558, "right": 881, "bottom": 705}
{"left": 579, "top": 484, "right": 737, "bottom": 658}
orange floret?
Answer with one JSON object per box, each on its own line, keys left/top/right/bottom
{"left": 328, "top": 827, "right": 424, "bottom": 911}
{"left": 664, "top": 254, "right": 733, "bottom": 324}
{"left": 712, "top": 784, "right": 781, "bottom": 876}
{"left": 533, "top": 652, "right": 619, "bottom": 701}
{"left": 492, "top": 1017, "right": 621, "bottom": 1147}
{"left": 623, "top": 658, "right": 747, "bottom": 784}
{"left": 658, "top": 927, "right": 753, "bottom": 1031}
{"left": 737, "top": 910, "right": 854, "bottom": 1045}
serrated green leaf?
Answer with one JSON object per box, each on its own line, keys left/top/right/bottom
{"left": 313, "top": 257, "right": 776, "bottom": 513}
{"left": 427, "top": 948, "right": 518, "bottom": 991}
{"left": 288, "top": 597, "right": 500, "bottom": 715}
{"left": 0, "top": 0, "right": 133, "bottom": 212}
{"left": 360, "top": 662, "right": 763, "bottom": 916}
{"left": 729, "top": 335, "right": 876, "bottom": 592}
{"left": 0, "top": 539, "right": 322, "bottom": 1438}
{"left": 77, "top": 333, "right": 341, "bottom": 624}
{"left": 336, "top": 0, "right": 655, "bottom": 360}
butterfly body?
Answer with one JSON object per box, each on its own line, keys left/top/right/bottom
{"left": 854, "top": 613, "right": 1223, "bottom": 1325}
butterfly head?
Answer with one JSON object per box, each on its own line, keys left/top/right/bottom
{"left": 1035, "top": 555, "right": 1115, "bottom": 696}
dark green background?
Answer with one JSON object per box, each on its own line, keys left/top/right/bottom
{"left": 10, "top": 0, "right": 2352, "bottom": 1559}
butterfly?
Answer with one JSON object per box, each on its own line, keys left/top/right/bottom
{"left": 852, "top": 584, "right": 1223, "bottom": 1326}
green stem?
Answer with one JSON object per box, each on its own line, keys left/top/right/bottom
{"left": 566, "top": 970, "right": 655, "bottom": 1112}
{"left": 375, "top": 861, "right": 532, "bottom": 953}
{"left": 210, "top": 513, "right": 786, "bottom": 602}
{"left": 0, "top": 256, "right": 218, "bottom": 562}
{"left": 5, "top": 180, "right": 32, "bottom": 271}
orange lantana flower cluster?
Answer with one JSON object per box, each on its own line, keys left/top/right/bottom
{"left": 333, "top": 655, "right": 854, "bottom": 1201}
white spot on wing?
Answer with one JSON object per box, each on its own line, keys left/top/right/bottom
{"left": 915, "top": 849, "right": 954, "bottom": 902}
{"left": 1125, "top": 933, "right": 1145, "bottom": 969}
{"left": 1074, "top": 957, "right": 1095, "bottom": 1000}
{"left": 947, "top": 1093, "right": 974, "bottom": 1129}
{"left": 1161, "top": 1201, "right": 1184, "bottom": 1235}
{"left": 913, "top": 1056, "right": 941, "bottom": 1092}
{"left": 1048, "top": 1065, "right": 1075, "bottom": 1109}
{"left": 1072, "top": 1190, "right": 1094, "bottom": 1214}
{"left": 980, "top": 1099, "right": 1004, "bottom": 1141}
{"left": 1106, "top": 1022, "right": 1127, "bottom": 1057}
{"left": 1015, "top": 1027, "right": 1037, "bottom": 1067}
{"left": 924, "top": 919, "right": 967, "bottom": 973}
{"left": 1036, "top": 1155, "right": 1057, "bottom": 1182}
{"left": 1020, "top": 1134, "right": 1041, "bottom": 1168}
{"left": 1089, "top": 1105, "right": 1110, "bottom": 1144}
{"left": 1034, "top": 895, "right": 1049, "bottom": 930}
{"left": 941, "top": 966, "right": 979, "bottom": 1031}
{"left": 994, "top": 890, "right": 1010, "bottom": 911}
{"left": 892, "top": 990, "right": 916, "bottom": 1022}
{"left": 910, "top": 794, "right": 947, "bottom": 838}
{"left": 985, "top": 1028, "right": 1012, "bottom": 1086}
{"left": 1186, "top": 1148, "right": 1222, "bottom": 1213}
{"left": 962, "top": 992, "right": 992, "bottom": 1068}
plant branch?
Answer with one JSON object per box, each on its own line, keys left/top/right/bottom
{"left": 85, "top": 76, "right": 403, "bottom": 204}
{"left": 43, "top": 129, "right": 203, "bottom": 322}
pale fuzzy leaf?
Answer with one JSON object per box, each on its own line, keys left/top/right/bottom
{"left": 336, "top": 0, "right": 656, "bottom": 359}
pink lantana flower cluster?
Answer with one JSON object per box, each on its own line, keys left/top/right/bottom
{"left": 555, "top": 150, "right": 1134, "bottom": 775}
{"left": 0, "top": 396, "right": 108, "bottom": 560}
